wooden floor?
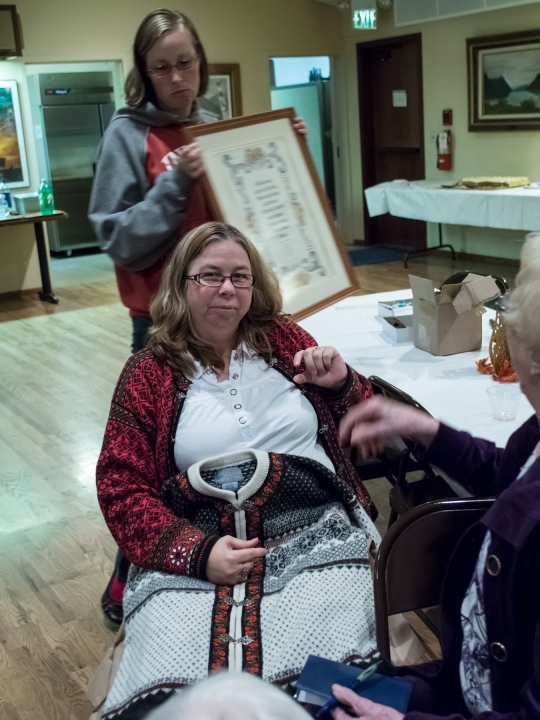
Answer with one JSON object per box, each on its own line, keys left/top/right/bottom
{"left": 0, "top": 250, "right": 517, "bottom": 719}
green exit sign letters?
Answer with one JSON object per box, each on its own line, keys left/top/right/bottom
{"left": 353, "top": 9, "right": 377, "bottom": 29}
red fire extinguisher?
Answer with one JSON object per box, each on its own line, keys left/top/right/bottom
{"left": 437, "top": 130, "right": 452, "bottom": 171}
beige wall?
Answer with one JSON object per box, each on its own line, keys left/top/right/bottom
{"left": 340, "top": 3, "right": 540, "bottom": 257}
{"left": 0, "top": 0, "right": 344, "bottom": 294}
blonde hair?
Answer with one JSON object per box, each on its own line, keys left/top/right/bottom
{"left": 125, "top": 8, "right": 209, "bottom": 107}
{"left": 503, "top": 232, "right": 540, "bottom": 360}
{"left": 148, "top": 222, "right": 285, "bottom": 378}
{"left": 147, "top": 672, "right": 312, "bottom": 720}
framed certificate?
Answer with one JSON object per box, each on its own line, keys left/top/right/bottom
{"left": 186, "top": 108, "right": 358, "bottom": 320}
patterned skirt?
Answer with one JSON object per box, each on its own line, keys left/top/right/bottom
{"left": 101, "top": 450, "right": 380, "bottom": 719}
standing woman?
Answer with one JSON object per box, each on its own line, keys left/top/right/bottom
{"left": 89, "top": 8, "right": 307, "bottom": 353}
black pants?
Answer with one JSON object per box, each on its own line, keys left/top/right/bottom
{"left": 131, "top": 315, "right": 153, "bottom": 354}
{"left": 112, "top": 316, "right": 154, "bottom": 584}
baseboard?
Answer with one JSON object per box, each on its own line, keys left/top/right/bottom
{"left": 452, "top": 250, "right": 519, "bottom": 267}
{"left": 352, "top": 243, "right": 520, "bottom": 267}
{"left": 0, "top": 287, "right": 41, "bottom": 301}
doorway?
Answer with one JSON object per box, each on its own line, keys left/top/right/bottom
{"left": 269, "top": 56, "right": 335, "bottom": 210}
{"left": 357, "top": 34, "right": 426, "bottom": 250}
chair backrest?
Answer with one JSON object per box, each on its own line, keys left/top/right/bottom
{"left": 368, "top": 375, "right": 429, "bottom": 414}
{"left": 442, "top": 271, "right": 508, "bottom": 296}
{"left": 373, "top": 497, "right": 495, "bottom": 659}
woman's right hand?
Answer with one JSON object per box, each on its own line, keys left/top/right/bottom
{"left": 175, "top": 142, "right": 205, "bottom": 179}
{"left": 206, "top": 536, "right": 267, "bottom": 585}
{"left": 339, "top": 396, "right": 440, "bottom": 458}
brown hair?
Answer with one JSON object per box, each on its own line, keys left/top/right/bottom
{"left": 125, "top": 8, "right": 209, "bottom": 108}
{"left": 148, "top": 222, "right": 285, "bottom": 378}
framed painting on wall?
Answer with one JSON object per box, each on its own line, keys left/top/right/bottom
{"left": 186, "top": 107, "right": 358, "bottom": 320}
{"left": 200, "top": 63, "right": 243, "bottom": 121}
{"left": 0, "top": 80, "right": 29, "bottom": 187}
{"left": 468, "top": 29, "right": 540, "bottom": 131}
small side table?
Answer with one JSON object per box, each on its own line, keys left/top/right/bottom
{"left": 0, "top": 210, "right": 68, "bottom": 304}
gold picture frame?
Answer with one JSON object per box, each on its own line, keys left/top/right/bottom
{"left": 186, "top": 107, "right": 358, "bottom": 320}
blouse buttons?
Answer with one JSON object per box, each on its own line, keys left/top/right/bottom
{"left": 239, "top": 417, "right": 247, "bottom": 424}
{"left": 234, "top": 404, "right": 242, "bottom": 410}
{"left": 486, "top": 554, "right": 501, "bottom": 577}
{"left": 232, "top": 373, "right": 239, "bottom": 380}
{"left": 230, "top": 389, "right": 237, "bottom": 396}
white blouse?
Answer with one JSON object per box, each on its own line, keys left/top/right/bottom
{"left": 174, "top": 346, "right": 335, "bottom": 473}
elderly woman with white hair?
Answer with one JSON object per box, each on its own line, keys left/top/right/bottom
{"left": 335, "top": 233, "right": 540, "bottom": 720}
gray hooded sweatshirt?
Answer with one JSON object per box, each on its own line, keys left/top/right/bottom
{"left": 88, "top": 102, "right": 215, "bottom": 272}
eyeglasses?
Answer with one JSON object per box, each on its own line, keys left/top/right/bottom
{"left": 147, "top": 55, "right": 199, "bottom": 78}
{"left": 186, "top": 272, "right": 254, "bottom": 288}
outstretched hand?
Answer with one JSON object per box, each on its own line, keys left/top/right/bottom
{"left": 293, "top": 346, "right": 348, "bottom": 390}
{"left": 339, "top": 395, "right": 439, "bottom": 458}
{"left": 206, "top": 536, "right": 267, "bottom": 586}
{"left": 331, "top": 685, "right": 404, "bottom": 720}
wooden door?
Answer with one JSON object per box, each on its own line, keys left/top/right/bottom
{"left": 357, "top": 34, "right": 426, "bottom": 250}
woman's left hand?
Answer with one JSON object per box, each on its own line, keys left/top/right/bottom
{"left": 293, "top": 346, "right": 347, "bottom": 390}
{"left": 293, "top": 116, "right": 308, "bottom": 140}
{"left": 331, "top": 685, "right": 404, "bottom": 720}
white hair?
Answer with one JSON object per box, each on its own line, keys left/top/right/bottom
{"left": 146, "top": 672, "right": 312, "bottom": 720}
{"left": 504, "top": 232, "right": 540, "bottom": 359}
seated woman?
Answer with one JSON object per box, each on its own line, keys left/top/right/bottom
{"left": 336, "top": 233, "right": 540, "bottom": 720}
{"left": 96, "top": 222, "right": 380, "bottom": 719}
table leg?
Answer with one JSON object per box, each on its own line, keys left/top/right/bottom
{"left": 34, "top": 221, "right": 59, "bottom": 304}
{"left": 403, "top": 223, "right": 456, "bottom": 268}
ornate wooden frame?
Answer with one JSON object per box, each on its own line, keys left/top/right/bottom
{"left": 186, "top": 107, "right": 358, "bottom": 320}
{"left": 468, "top": 29, "right": 540, "bottom": 132}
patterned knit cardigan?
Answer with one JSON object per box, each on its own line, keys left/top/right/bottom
{"left": 96, "top": 321, "right": 374, "bottom": 578}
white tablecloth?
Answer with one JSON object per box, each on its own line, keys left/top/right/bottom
{"left": 299, "top": 290, "right": 534, "bottom": 448}
{"left": 364, "top": 180, "right": 540, "bottom": 232}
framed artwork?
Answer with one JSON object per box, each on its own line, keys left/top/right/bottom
{"left": 0, "top": 80, "right": 29, "bottom": 187}
{"left": 199, "top": 63, "right": 243, "bottom": 121}
{"left": 186, "top": 108, "right": 358, "bottom": 320}
{"left": 468, "top": 30, "right": 540, "bottom": 131}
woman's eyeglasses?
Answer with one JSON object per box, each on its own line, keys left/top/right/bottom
{"left": 147, "top": 55, "right": 199, "bottom": 78}
{"left": 186, "top": 273, "right": 254, "bottom": 288}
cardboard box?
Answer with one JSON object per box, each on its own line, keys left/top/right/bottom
{"left": 381, "top": 315, "right": 414, "bottom": 343}
{"left": 409, "top": 273, "right": 500, "bottom": 356}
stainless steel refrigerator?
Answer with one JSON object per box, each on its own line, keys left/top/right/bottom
{"left": 35, "top": 71, "right": 115, "bottom": 253}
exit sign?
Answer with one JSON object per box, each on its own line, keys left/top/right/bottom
{"left": 353, "top": 9, "right": 377, "bottom": 29}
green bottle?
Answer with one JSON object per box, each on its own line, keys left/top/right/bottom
{"left": 39, "top": 179, "right": 55, "bottom": 215}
